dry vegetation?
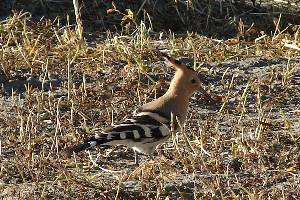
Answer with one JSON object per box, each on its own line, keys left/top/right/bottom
{"left": 0, "top": 1, "right": 300, "bottom": 199}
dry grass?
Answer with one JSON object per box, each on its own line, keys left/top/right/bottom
{"left": 0, "top": 5, "right": 300, "bottom": 200}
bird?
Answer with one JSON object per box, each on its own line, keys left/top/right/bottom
{"left": 63, "top": 52, "right": 212, "bottom": 164}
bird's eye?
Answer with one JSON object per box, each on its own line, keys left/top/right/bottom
{"left": 191, "top": 79, "right": 196, "bottom": 84}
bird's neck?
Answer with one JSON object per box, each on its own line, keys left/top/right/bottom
{"left": 162, "top": 92, "right": 190, "bottom": 124}
{"left": 165, "top": 86, "right": 194, "bottom": 103}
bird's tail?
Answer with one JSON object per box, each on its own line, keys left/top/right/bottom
{"left": 62, "top": 136, "right": 107, "bottom": 158}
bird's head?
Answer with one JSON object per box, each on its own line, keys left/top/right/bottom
{"left": 161, "top": 53, "right": 202, "bottom": 98}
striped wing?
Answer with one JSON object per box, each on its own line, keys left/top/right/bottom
{"left": 66, "top": 112, "right": 171, "bottom": 155}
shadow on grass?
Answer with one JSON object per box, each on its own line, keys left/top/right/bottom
{"left": 1, "top": 0, "right": 300, "bottom": 39}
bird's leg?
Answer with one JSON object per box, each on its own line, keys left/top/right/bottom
{"left": 134, "top": 150, "right": 139, "bottom": 165}
{"left": 104, "top": 146, "right": 118, "bottom": 157}
{"left": 148, "top": 154, "right": 154, "bottom": 161}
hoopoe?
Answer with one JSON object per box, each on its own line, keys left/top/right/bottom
{"left": 64, "top": 53, "right": 210, "bottom": 163}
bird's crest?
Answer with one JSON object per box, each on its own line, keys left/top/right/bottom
{"left": 160, "top": 52, "right": 194, "bottom": 72}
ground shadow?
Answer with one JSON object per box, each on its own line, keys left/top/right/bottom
{"left": 1, "top": 0, "right": 300, "bottom": 39}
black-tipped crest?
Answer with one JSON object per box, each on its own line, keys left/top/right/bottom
{"left": 174, "top": 59, "right": 182, "bottom": 66}
{"left": 185, "top": 64, "right": 195, "bottom": 71}
{"left": 160, "top": 52, "right": 195, "bottom": 72}
{"left": 160, "top": 52, "right": 171, "bottom": 60}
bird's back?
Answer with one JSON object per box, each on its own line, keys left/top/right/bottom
{"left": 64, "top": 111, "right": 171, "bottom": 156}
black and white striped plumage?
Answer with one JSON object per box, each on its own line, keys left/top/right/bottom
{"left": 68, "top": 111, "right": 172, "bottom": 156}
